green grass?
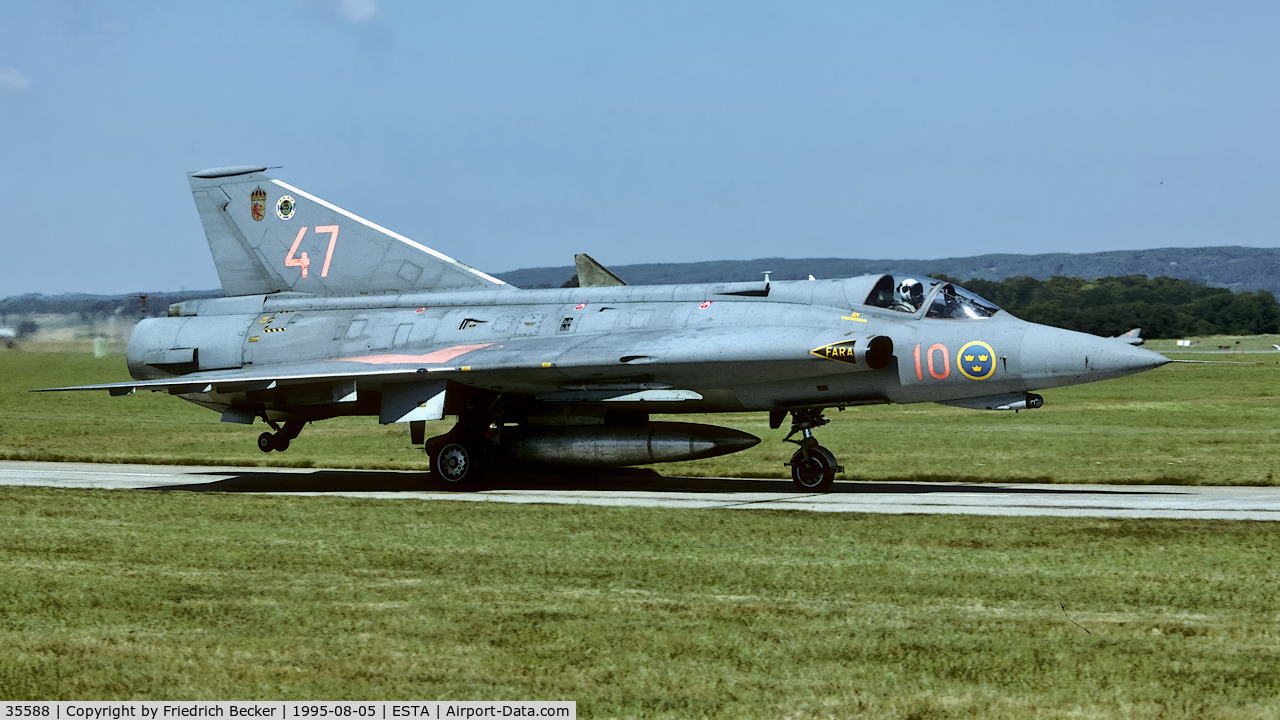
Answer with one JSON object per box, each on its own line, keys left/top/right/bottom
{"left": 1, "top": 486, "right": 1278, "bottom": 716}
{"left": 4, "top": 348, "right": 1279, "bottom": 485}
{"left": 1142, "top": 333, "right": 1280, "bottom": 353}
{"left": 5, "top": 347, "right": 1280, "bottom": 714}
{"left": 667, "top": 342, "right": 1280, "bottom": 484}
{"left": 0, "top": 350, "right": 451, "bottom": 470}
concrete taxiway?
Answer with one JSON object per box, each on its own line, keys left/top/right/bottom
{"left": 2, "top": 460, "right": 1278, "bottom": 520}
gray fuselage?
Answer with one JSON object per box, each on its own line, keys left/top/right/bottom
{"left": 126, "top": 275, "right": 1165, "bottom": 424}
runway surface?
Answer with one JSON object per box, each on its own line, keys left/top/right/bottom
{"left": 3, "top": 460, "right": 1279, "bottom": 520}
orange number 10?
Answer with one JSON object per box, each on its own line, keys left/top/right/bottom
{"left": 912, "top": 343, "right": 951, "bottom": 380}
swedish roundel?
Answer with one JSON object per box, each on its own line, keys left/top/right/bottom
{"left": 957, "top": 340, "right": 995, "bottom": 380}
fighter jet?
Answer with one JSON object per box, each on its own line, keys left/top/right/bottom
{"left": 1113, "top": 328, "right": 1144, "bottom": 346}
{"left": 37, "top": 166, "right": 1171, "bottom": 491}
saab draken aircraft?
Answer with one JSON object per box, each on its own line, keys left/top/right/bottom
{"left": 38, "top": 166, "right": 1172, "bottom": 491}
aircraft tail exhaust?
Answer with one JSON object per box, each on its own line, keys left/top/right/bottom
{"left": 188, "top": 166, "right": 506, "bottom": 296}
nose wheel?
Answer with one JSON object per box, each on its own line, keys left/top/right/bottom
{"left": 789, "top": 446, "right": 839, "bottom": 491}
{"left": 783, "top": 408, "right": 843, "bottom": 492}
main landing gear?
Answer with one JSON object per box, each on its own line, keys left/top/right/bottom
{"left": 424, "top": 415, "right": 500, "bottom": 490}
{"left": 257, "top": 418, "right": 305, "bottom": 453}
{"left": 782, "top": 408, "right": 844, "bottom": 492}
{"left": 426, "top": 434, "right": 478, "bottom": 487}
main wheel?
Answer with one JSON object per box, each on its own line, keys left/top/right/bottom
{"left": 429, "top": 439, "right": 480, "bottom": 489}
{"left": 257, "top": 432, "right": 276, "bottom": 453}
{"left": 789, "top": 445, "right": 838, "bottom": 492}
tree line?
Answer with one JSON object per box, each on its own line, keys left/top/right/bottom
{"left": 3, "top": 275, "right": 1277, "bottom": 340}
{"left": 942, "top": 274, "right": 1279, "bottom": 338}
{"left": 0, "top": 290, "right": 221, "bottom": 323}
{"left": 498, "top": 246, "right": 1280, "bottom": 298}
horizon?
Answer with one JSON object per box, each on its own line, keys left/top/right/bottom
{"left": 3, "top": 243, "right": 1276, "bottom": 302}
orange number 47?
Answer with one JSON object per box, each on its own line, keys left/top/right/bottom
{"left": 285, "top": 225, "right": 340, "bottom": 279}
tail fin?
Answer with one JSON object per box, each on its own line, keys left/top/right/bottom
{"left": 574, "top": 253, "right": 627, "bottom": 287}
{"left": 1112, "top": 328, "right": 1144, "bottom": 346}
{"left": 188, "top": 166, "right": 506, "bottom": 296}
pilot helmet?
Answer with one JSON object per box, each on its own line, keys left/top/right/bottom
{"left": 897, "top": 278, "right": 924, "bottom": 302}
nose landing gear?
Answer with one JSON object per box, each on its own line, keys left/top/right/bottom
{"left": 783, "top": 408, "right": 843, "bottom": 492}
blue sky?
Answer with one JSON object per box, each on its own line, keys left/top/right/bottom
{"left": 2, "top": 1, "right": 1278, "bottom": 296}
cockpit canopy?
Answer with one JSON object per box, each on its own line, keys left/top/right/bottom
{"left": 864, "top": 274, "right": 1001, "bottom": 319}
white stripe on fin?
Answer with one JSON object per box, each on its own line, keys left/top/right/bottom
{"left": 271, "top": 179, "right": 506, "bottom": 286}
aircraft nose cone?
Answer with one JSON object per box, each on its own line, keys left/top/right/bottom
{"left": 1020, "top": 324, "right": 1169, "bottom": 389}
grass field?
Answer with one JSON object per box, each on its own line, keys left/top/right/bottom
{"left": 2, "top": 346, "right": 1278, "bottom": 485}
{"left": 1, "top": 486, "right": 1278, "bottom": 717}
{"left": 3, "top": 344, "right": 1280, "bottom": 715}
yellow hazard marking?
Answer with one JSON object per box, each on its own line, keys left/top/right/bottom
{"left": 248, "top": 336, "right": 259, "bottom": 342}
{"left": 810, "top": 340, "right": 859, "bottom": 364}
{"left": 542, "top": 362, "right": 552, "bottom": 368}
{"left": 264, "top": 327, "right": 286, "bottom": 333}
{"left": 841, "top": 312, "right": 868, "bottom": 323}
{"left": 461, "top": 366, "right": 471, "bottom": 371}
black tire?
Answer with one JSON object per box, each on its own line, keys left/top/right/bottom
{"left": 429, "top": 439, "right": 480, "bottom": 490}
{"left": 790, "top": 446, "right": 838, "bottom": 492}
{"left": 257, "top": 432, "right": 276, "bottom": 453}
{"left": 274, "top": 436, "right": 290, "bottom": 452}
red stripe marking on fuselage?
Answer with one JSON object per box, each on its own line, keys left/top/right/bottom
{"left": 335, "top": 343, "right": 497, "bottom": 365}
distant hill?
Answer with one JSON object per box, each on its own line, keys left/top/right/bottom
{"left": 0, "top": 290, "right": 222, "bottom": 320}
{"left": 496, "top": 246, "right": 1280, "bottom": 296}
{"left": 5, "top": 246, "right": 1278, "bottom": 313}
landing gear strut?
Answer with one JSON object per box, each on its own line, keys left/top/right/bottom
{"left": 257, "top": 418, "right": 305, "bottom": 453}
{"left": 783, "top": 408, "right": 843, "bottom": 492}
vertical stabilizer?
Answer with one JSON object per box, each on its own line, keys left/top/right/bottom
{"left": 188, "top": 166, "right": 507, "bottom": 296}
{"left": 574, "top": 253, "right": 628, "bottom": 287}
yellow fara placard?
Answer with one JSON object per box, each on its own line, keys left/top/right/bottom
{"left": 811, "top": 339, "right": 859, "bottom": 364}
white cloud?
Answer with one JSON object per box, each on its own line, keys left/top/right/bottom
{"left": 337, "top": 0, "right": 378, "bottom": 22}
{"left": 0, "top": 67, "right": 30, "bottom": 91}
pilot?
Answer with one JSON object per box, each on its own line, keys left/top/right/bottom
{"left": 893, "top": 278, "right": 925, "bottom": 313}
{"left": 937, "top": 285, "right": 963, "bottom": 318}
